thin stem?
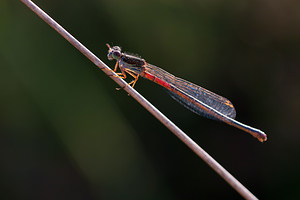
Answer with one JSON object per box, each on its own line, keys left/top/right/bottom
{"left": 20, "top": 0, "right": 259, "bottom": 199}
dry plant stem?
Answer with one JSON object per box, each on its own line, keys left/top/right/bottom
{"left": 20, "top": 1, "right": 259, "bottom": 200}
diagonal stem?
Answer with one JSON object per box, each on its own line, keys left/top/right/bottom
{"left": 19, "top": 0, "right": 259, "bottom": 199}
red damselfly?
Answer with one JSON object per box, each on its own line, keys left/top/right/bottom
{"left": 106, "top": 44, "right": 267, "bottom": 142}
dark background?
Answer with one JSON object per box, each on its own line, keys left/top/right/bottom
{"left": 1, "top": 0, "right": 299, "bottom": 199}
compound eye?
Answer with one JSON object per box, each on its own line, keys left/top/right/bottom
{"left": 112, "top": 51, "right": 121, "bottom": 59}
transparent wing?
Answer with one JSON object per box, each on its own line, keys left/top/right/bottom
{"left": 145, "top": 64, "right": 236, "bottom": 120}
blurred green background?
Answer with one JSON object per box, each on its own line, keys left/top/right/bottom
{"left": 1, "top": 0, "right": 299, "bottom": 199}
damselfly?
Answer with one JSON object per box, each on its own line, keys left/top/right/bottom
{"left": 106, "top": 44, "right": 267, "bottom": 142}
